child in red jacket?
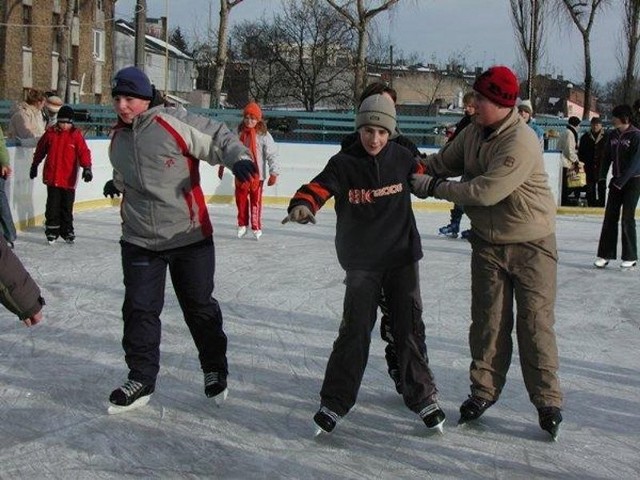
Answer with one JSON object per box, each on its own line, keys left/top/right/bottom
{"left": 30, "top": 105, "right": 92, "bottom": 244}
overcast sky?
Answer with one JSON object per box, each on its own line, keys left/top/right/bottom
{"left": 114, "top": 0, "right": 622, "bottom": 86}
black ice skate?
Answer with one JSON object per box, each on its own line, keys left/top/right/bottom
{"left": 419, "top": 402, "right": 446, "bottom": 433}
{"left": 438, "top": 223, "right": 460, "bottom": 238}
{"left": 204, "top": 371, "right": 228, "bottom": 406}
{"left": 108, "top": 379, "right": 154, "bottom": 414}
{"left": 313, "top": 406, "right": 341, "bottom": 436}
{"left": 458, "top": 395, "right": 495, "bottom": 424}
{"left": 538, "top": 406, "right": 562, "bottom": 441}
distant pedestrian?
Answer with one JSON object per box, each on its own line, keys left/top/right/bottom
{"left": 6, "top": 88, "right": 46, "bottom": 147}
{"left": 30, "top": 106, "right": 93, "bottom": 244}
{"left": 594, "top": 104, "right": 640, "bottom": 269}
{"left": 517, "top": 99, "right": 544, "bottom": 150}
{"left": 578, "top": 117, "right": 608, "bottom": 207}
{"left": 219, "top": 101, "right": 279, "bottom": 240}
{"left": 558, "top": 116, "right": 583, "bottom": 205}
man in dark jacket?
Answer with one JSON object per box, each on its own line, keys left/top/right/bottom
{"left": 578, "top": 117, "right": 608, "bottom": 207}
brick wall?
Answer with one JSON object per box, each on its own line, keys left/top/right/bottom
{"left": 0, "top": 0, "right": 115, "bottom": 104}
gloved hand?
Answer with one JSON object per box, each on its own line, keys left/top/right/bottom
{"left": 281, "top": 205, "right": 316, "bottom": 225}
{"left": 29, "top": 164, "right": 38, "bottom": 180}
{"left": 103, "top": 179, "right": 121, "bottom": 198}
{"left": 232, "top": 160, "right": 257, "bottom": 182}
{"left": 217, "top": 165, "right": 224, "bottom": 179}
{"left": 267, "top": 174, "right": 277, "bottom": 186}
{"left": 82, "top": 168, "right": 93, "bottom": 182}
{"left": 410, "top": 173, "right": 444, "bottom": 199}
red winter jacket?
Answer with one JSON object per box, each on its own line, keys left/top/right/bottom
{"left": 32, "top": 126, "right": 92, "bottom": 189}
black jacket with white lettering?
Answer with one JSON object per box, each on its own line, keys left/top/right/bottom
{"left": 287, "top": 140, "right": 424, "bottom": 270}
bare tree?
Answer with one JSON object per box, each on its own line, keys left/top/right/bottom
{"left": 620, "top": 0, "right": 640, "bottom": 104}
{"left": 211, "top": 0, "right": 245, "bottom": 108}
{"left": 230, "top": 20, "right": 287, "bottom": 105}
{"left": 56, "top": 1, "right": 75, "bottom": 100}
{"left": 271, "top": 0, "right": 354, "bottom": 111}
{"left": 510, "top": 0, "right": 548, "bottom": 103}
{"left": 557, "top": 0, "right": 611, "bottom": 119}
{"left": 324, "top": 0, "right": 401, "bottom": 105}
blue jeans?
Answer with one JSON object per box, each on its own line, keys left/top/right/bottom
{"left": 0, "top": 176, "right": 16, "bottom": 243}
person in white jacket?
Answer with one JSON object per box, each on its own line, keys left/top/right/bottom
{"left": 219, "top": 102, "right": 279, "bottom": 240}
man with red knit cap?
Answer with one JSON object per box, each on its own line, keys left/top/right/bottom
{"left": 411, "top": 65, "right": 563, "bottom": 440}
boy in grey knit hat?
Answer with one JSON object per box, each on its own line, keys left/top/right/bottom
{"left": 282, "top": 93, "right": 446, "bottom": 435}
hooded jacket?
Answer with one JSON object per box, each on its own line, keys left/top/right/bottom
{"left": 109, "top": 105, "right": 252, "bottom": 251}
{"left": 287, "top": 140, "right": 424, "bottom": 271}
{"left": 32, "top": 125, "right": 92, "bottom": 189}
{"left": 423, "top": 108, "right": 556, "bottom": 244}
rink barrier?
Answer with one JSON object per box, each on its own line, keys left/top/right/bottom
{"left": 5, "top": 139, "right": 600, "bottom": 233}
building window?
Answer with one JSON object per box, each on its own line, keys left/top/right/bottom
{"left": 22, "top": 5, "right": 33, "bottom": 48}
{"left": 96, "top": 0, "right": 104, "bottom": 11}
{"left": 71, "top": 45, "right": 79, "bottom": 80}
{"left": 52, "top": 13, "right": 61, "bottom": 53}
{"left": 93, "top": 30, "right": 105, "bottom": 61}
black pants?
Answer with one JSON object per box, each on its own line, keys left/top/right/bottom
{"left": 120, "top": 237, "right": 227, "bottom": 386}
{"left": 597, "top": 177, "right": 640, "bottom": 261}
{"left": 45, "top": 186, "right": 75, "bottom": 239}
{"left": 585, "top": 180, "right": 606, "bottom": 207}
{"left": 320, "top": 262, "right": 437, "bottom": 416}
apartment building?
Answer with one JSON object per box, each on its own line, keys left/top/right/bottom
{"left": 0, "top": 0, "right": 116, "bottom": 104}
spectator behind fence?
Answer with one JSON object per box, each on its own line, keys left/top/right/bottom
{"left": 7, "top": 88, "right": 46, "bottom": 147}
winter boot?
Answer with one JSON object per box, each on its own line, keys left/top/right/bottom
{"left": 458, "top": 395, "right": 495, "bottom": 424}
{"left": 313, "top": 406, "right": 341, "bottom": 434}
{"left": 538, "top": 406, "right": 562, "bottom": 440}
{"left": 419, "top": 401, "right": 446, "bottom": 432}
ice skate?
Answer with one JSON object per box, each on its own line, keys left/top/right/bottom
{"left": 419, "top": 402, "right": 446, "bottom": 433}
{"left": 458, "top": 395, "right": 494, "bottom": 424}
{"left": 620, "top": 260, "right": 637, "bottom": 270}
{"left": 252, "top": 229, "right": 262, "bottom": 240}
{"left": 313, "top": 406, "right": 341, "bottom": 436}
{"left": 108, "top": 379, "right": 154, "bottom": 415}
{"left": 538, "top": 406, "right": 562, "bottom": 441}
{"left": 204, "top": 371, "right": 228, "bottom": 406}
{"left": 438, "top": 223, "right": 459, "bottom": 239}
{"left": 237, "top": 226, "right": 247, "bottom": 238}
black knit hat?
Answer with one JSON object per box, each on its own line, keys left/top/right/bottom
{"left": 57, "top": 105, "right": 74, "bottom": 124}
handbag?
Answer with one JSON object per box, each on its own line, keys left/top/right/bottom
{"left": 566, "top": 161, "right": 587, "bottom": 188}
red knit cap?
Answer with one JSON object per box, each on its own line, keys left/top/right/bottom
{"left": 473, "top": 66, "right": 519, "bottom": 108}
{"left": 243, "top": 102, "right": 262, "bottom": 120}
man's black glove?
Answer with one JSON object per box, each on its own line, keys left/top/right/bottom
{"left": 103, "top": 180, "right": 121, "bottom": 198}
{"left": 410, "top": 173, "right": 445, "bottom": 199}
{"left": 232, "top": 160, "right": 257, "bottom": 182}
{"left": 82, "top": 168, "right": 93, "bottom": 182}
{"left": 29, "top": 164, "right": 38, "bottom": 180}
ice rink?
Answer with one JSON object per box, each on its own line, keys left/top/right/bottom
{"left": 1, "top": 204, "right": 638, "bottom": 479}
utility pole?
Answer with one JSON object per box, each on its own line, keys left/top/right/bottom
{"left": 134, "top": 0, "right": 147, "bottom": 69}
{"left": 389, "top": 45, "right": 394, "bottom": 88}
{"left": 527, "top": 0, "right": 537, "bottom": 100}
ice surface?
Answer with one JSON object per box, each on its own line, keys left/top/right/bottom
{"left": 1, "top": 204, "right": 638, "bottom": 479}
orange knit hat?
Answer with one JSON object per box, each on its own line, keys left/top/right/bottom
{"left": 243, "top": 102, "right": 262, "bottom": 120}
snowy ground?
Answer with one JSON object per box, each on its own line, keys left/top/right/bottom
{"left": 1, "top": 204, "right": 638, "bottom": 480}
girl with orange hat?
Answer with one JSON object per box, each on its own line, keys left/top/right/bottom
{"left": 220, "top": 102, "right": 279, "bottom": 239}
